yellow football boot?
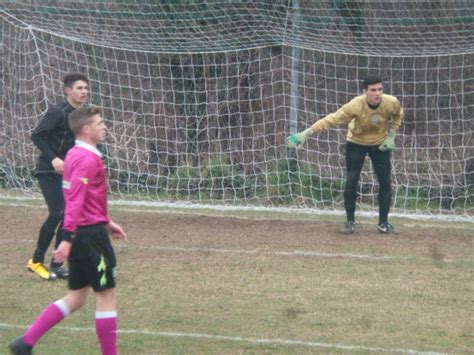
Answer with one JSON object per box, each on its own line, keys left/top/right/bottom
{"left": 27, "top": 259, "right": 57, "bottom": 281}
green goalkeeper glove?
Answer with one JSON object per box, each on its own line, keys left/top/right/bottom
{"left": 379, "top": 131, "right": 396, "bottom": 152}
{"left": 287, "top": 128, "right": 314, "bottom": 149}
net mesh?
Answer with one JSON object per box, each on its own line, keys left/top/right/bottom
{"left": 1, "top": 1, "right": 473, "bottom": 219}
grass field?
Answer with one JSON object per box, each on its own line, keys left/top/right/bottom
{"left": 0, "top": 202, "right": 473, "bottom": 354}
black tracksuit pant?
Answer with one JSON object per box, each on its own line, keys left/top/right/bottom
{"left": 32, "top": 173, "right": 65, "bottom": 268}
{"left": 344, "top": 141, "right": 392, "bottom": 224}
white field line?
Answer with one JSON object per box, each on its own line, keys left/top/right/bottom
{"left": 117, "top": 207, "right": 473, "bottom": 231}
{"left": 1, "top": 202, "right": 472, "bottom": 231}
{"left": 0, "top": 238, "right": 454, "bottom": 263}
{"left": 111, "top": 199, "right": 474, "bottom": 224}
{"left": 1, "top": 197, "right": 473, "bottom": 225}
{"left": 124, "top": 245, "right": 454, "bottom": 262}
{"left": 0, "top": 323, "right": 446, "bottom": 354}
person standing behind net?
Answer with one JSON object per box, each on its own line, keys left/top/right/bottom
{"left": 288, "top": 76, "right": 404, "bottom": 234}
{"left": 28, "top": 73, "right": 89, "bottom": 280}
{"left": 9, "top": 106, "right": 127, "bottom": 355}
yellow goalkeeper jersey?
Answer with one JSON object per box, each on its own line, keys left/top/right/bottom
{"left": 310, "top": 94, "right": 404, "bottom": 145}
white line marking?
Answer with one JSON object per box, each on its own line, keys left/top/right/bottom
{"left": 109, "top": 199, "right": 474, "bottom": 224}
{"left": 0, "top": 323, "right": 446, "bottom": 354}
{"left": 1, "top": 199, "right": 473, "bottom": 226}
{"left": 0, "top": 239, "right": 454, "bottom": 262}
{"left": 137, "top": 245, "right": 445, "bottom": 262}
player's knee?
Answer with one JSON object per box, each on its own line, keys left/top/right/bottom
{"left": 95, "top": 288, "right": 117, "bottom": 311}
{"left": 345, "top": 181, "right": 358, "bottom": 192}
{"left": 378, "top": 184, "right": 392, "bottom": 199}
{"left": 48, "top": 210, "right": 64, "bottom": 223}
{"left": 63, "top": 293, "right": 87, "bottom": 313}
{"left": 379, "top": 179, "right": 391, "bottom": 192}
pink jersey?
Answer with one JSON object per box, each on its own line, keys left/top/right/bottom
{"left": 62, "top": 142, "right": 110, "bottom": 232}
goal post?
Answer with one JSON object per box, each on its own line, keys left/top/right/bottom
{"left": 1, "top": 1, "right": 472, "bottom": 220}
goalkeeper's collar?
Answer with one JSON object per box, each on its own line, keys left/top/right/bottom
{"left": 367, "top": 101, "right": 381, "bottom": 110}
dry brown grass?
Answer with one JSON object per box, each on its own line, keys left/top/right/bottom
{"left": 0, "top": 204, "right": 472, "bottom": 354}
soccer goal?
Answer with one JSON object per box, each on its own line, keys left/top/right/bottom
{"left": 1, "top": 1, "right": 472, "bottom": 220}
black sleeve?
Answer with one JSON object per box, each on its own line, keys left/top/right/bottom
{"left": 31, "top": 107, "right": 64, "bottom": 163}
{"left": 62, "top": 231, "right": 75, "bottom": 242}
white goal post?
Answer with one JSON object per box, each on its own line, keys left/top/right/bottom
{"left": 1, "top": 1, "right": 473, "bottom": 221}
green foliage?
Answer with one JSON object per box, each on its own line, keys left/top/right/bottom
{"left": 107, "top": 170, "right": 162, "bottom": 197}
{"left": 265, "top": 158, "right": 341, "bottom": 207}
{"left": 166, "top": 165, "right": 201, "bottom": 197}
{"left": 5, "top": 159, "right": 470, "bottom": 212}
{"left": 148, "top": 157, "right": 341, "bottom": 206}
{"left": 394, "top": 185, "right": 473, "bottom": 211}
{"left": 200, "top": 157, "right": 233, "bottom": 200}
{"left": 0, "top": 165, "right": 35, "bottom": 189}
{"left": 121, "top": 157, "right": 471, "bottom": 212}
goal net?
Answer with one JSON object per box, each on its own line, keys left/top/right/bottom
{"left": 1, "top": 1, "right": 473, "bottom": 220}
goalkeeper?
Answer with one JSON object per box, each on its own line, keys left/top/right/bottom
{"left": 288, "top": 76, "right": 403, "bottom": 234}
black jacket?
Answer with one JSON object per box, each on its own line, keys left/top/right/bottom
{"left": 31, "top": 101, "right": 76, "bottom": 174}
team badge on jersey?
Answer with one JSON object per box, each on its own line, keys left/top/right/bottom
{"left": 371, "top": 114, "right": 380, "bottom": 125}
{"left": 80, "top": 177, "right": 89, "bottom": 185}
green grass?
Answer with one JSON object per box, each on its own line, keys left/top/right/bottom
{"left": 0, "top": 204, "right": 473, "bottom": 354}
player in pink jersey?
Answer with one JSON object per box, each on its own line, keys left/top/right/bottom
{"left": 9, "top": 107, "right": 126, "bottom": 355}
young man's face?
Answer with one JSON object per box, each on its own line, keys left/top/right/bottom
{"left": 65, "top": 80, "right": 89, "bottom": 107}
{"left": 85, "top": 114, "right": 107, "bottom": 144}
{"left": 363, "top": 82, "right": 383, "bottom": 106}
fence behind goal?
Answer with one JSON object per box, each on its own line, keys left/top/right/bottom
{"left": 1, "top": 1, "right": 473, "bottom": 220}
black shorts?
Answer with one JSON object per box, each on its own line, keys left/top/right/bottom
{"left": 68, "top": 223, "right": 117, "bottom": 292}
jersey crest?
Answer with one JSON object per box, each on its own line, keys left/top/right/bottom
{"left": 370, "top": 114, "right": 380, "bottom": 125}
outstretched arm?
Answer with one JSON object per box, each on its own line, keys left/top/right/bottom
{"left": 287, "top": 128, "right": 314, "bottom": 148}
{"left": 287, "top": 101, "right": 355, "bottom": 149}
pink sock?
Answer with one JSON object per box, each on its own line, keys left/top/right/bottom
{"left": 95, "top": 311, "right": 117, "bottom": 355}
{"left": 23, "top": 300, "right": 70, "bottom": 346}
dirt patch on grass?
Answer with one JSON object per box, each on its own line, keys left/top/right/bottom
{"left": 1, "top": 205, "right": 472, "bottom": 353}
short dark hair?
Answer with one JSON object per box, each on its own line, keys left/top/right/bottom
{"left": 69, "top": 106, "right": 100, "bottom": 134}
{"left": 362, "top": 76, "right": 382, "bottom": 90}
{"left": 62, "top": 72, "right": 89, "bottom": 88}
